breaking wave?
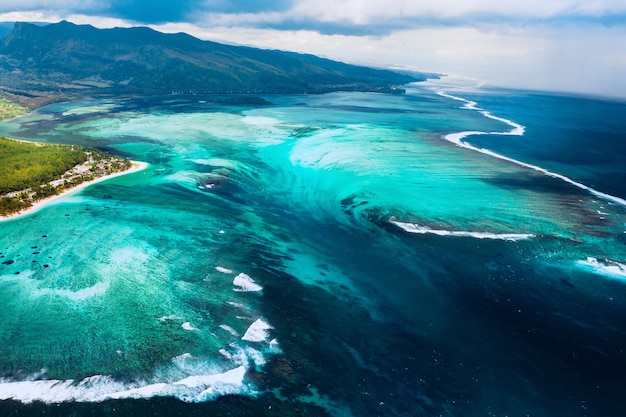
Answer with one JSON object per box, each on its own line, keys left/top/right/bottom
{"left": 436, "top": 91, "right": 626, "bottom": 207}
{"left": 391, "top": 220, "right": 534, "bottom": 241}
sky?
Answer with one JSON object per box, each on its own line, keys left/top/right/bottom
{"left": 1, "top": 1, "right": 626, "bottom": 98}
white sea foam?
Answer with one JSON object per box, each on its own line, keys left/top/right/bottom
{"left": 173, "top": 352, "right": 192, "bottom": 362}
{"left": 102, "top": 382, "right": 170, "bottom": 400}
{"left": 233, "top": 273, "right": 263, "bottom": 292}
{"left": 0, "top": 366, "right": 249, "bottom": 404}
{"left": 391, "top": 221, "right": 534, "bottom": 241}
{"left": 192, "top": 158, "right": 237, "bottom": 168}
{"left": 240, "top": 347, "right": 267, "bottom": 367}
{"left": 182, "top": 322, "right": 199, "bottom": 331}
{"left": 269, "top": 339, "right": 282, "bottom": 353}
{"left": 0, "top": 376, "right": 121, "bottom": 404}
{"left": 219, "top": 324, "right": 240, "bottom": 337}
{"left": 158, "top": 314, "right": 183, "bottom": 321}
{"left": 436, "top": 90, "right": 626, "bottom": 208}
{"left": 227, "top": 301, "right": 247, "bottom": 309}
{"left": 215, "top": 266, "right": 233, "bottom": 274}
{"left": 219, "top": 348, "right": 233, "bottom": 360}
{"left": 62, "top": 103, "right": 118, "bottom": 117}
{"left": 225, "top": 345, "right": 268, "bottom": 368}
{"left": 241, "top": 318, "right": 273, "bottom": 342}
{"left": 241, "top": 116, "right": 280, "bottom": 126}
{"left": 577, "top": 257, "right": 626, "bottom": 280}
{"left": 34, "top": 281, "right": 110, "bottom": 302}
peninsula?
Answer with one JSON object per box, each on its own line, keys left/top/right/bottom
{"left": 0, "top": 136, "right": 145, "bottom": 219}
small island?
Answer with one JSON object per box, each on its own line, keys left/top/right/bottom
{"left": 0, "top": 136, "right": 138, "bottom": 218}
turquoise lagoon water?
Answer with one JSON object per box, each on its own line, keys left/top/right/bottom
{"left": 0, "top": 79, "right": 625, "bottom": 416}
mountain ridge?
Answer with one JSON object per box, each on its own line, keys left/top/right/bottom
{"left": 0, "top": 21, "right": 427, "bottom": 107}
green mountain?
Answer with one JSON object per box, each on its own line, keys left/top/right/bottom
{"left": 0, "top": 21, "right": 425, "bottom": 106}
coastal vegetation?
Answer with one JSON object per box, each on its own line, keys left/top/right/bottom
{"left": 0, "top": 137, "right": 131, "bottom": 216}
{"left": 0, "top": 98, "right": 28, "bottom": 120}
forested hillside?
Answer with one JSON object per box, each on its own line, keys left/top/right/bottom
{"left": 0, "top": 21, "right": 427, "bottom": 107}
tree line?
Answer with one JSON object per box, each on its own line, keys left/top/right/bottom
{"left": 0, "top": 138, "right": 88, "bottom": 193}
{"left": 0, "top": 137, "right": 131, "bottom": 216}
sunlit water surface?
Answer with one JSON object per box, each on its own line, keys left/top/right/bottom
{"left": 0, "top": 80, "right": 625, "bottom": 416}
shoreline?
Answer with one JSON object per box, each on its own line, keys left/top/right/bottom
{"left": 0, "top": 160, "right": 149, "bottom": 222}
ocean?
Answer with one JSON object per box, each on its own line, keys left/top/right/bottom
{"left": 0, "top": 78, "right": 625, "bottom": 416}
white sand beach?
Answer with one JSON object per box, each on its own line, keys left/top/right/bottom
{"left": 0, "top": 161, "right": 148, "bottom": 222}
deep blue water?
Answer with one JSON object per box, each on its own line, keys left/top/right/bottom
{"left": 460, "top": 88, "right": 626, "bottom": 199}
{"left": 0, "top": 79, "right": 625, "bottom": 416}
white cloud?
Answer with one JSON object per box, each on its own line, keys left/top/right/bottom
{"left": 0, "top": 11, "right": 133, "bottom": 27}
{"left": 192, "top": 11, "right": 286, "bottom": 28}
{"left": 1, "top": 1, "right": 625, "bottom": 98}
{"left": 64, "top": 14, "right": 135, "bottom": 27}
{"left": 3, "top": 0, "right": 626, "bottom": 28}
{"left": 193, "top": 0, "right": 626, "bottom": 28}
{"left": 0, "top": 1, "right": 102, "bottom": 14}
{"left": 0, "top": 11, "right": 63, "bottom": 22}
{"left": 148, "top": 21, "right": 626, "bottom": 98}
{"left": 311, "top": 0, "right": 626, "bottom": 20}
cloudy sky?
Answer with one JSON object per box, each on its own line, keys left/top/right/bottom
{"left": 1, "top": 0, "right": 625, "bottom": 98}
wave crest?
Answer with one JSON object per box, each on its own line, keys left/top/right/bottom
{"left": 391, "top": 220, "right": 534, "bottom": 241}
{"left": 437, "top": 90, "right": 626, "bottom": 207}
